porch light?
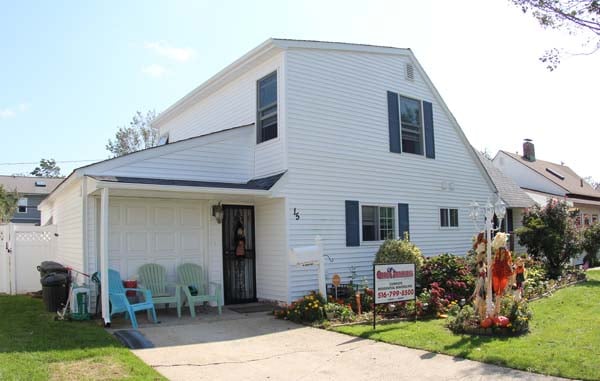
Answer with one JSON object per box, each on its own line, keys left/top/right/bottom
{"left": 494, "top": 198, "right": 507, "bottom": 221}
{"left": 212, "top": 202, "right": 224, "bottom": 224}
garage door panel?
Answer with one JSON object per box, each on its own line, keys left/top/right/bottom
{"left": 126, "top": 206, "right": 148, "bottom": 226}
{"left": 154, "top": 232, "right": 176, "bottom": 252}
{"left": 181, "top": 208, "right": 202, "bottom": 227}
{"left": 109, "top": 206, "right": 121, "bottom": 226}
{"left": 154, "top": 207, "right": 175, "bottom": 225}
{"left": 126, "top": 232, "right": 148, "bottom": 253}
{"left": 109, "top": 198, "right": 208, "bottom": 284}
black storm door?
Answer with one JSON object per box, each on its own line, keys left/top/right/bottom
{"left": 222, "top": 205, "right": 257, "bottom": 304}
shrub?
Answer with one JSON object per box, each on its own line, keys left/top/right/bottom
{"left": 499, "top": 295, "right": 533, "bottom": 334}
{"left": 374, "top": 234, "right": 425, "bottom": 272}
{"left": 417, "top": 282, "right": 448, "bottom": 316}
{"left": 420, "top": 253, "right": 474, "bottom": 302}
{"left": 582, "top": 223, "right": 600, "bottom": 267}
{"left": 446, "top": 304, "right": 476, "bottom": 333}
{"left": 516, "top": 199, "right": 581, "bottom": 279}
{"left": 324, "top": 302, "right": 355, "bottom": 322}
{"left": 345, "top": 288, "right": 374, "bottom": 313}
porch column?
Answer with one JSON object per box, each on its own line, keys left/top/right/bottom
{"left": 100, "top": 187, "right": 110, "bottom": 326}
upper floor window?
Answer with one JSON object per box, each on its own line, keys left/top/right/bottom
{"left": 400, "top": 96, "right": 423, "bottom": 155}
{"left": 362, "top": 205, "right": 395, "bottom": 242}
{"left": 440, "top": 208, "right": 459, "bottom": 228}
{"left": 257, "top": 71, "right": 278, "bottom": 143}
{"left": 17, "top": 198, "right": 28, "bottom": 213}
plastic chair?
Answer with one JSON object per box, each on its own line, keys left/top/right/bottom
{"left": 98, "top": 269, "right": 158, "bottom": 329}
{"left": 177, "top": 263, "right": 222, "bottom": 317}
{"left": 138, "top": 264, "right": 182, "bottom": 318}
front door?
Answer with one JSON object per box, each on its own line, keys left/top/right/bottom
{"left": 222, "top": 205, "right": 257, "bottom": 304}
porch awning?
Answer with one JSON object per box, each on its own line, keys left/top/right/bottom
{"left": 88, "top": 172, "right": 285, "bottom": 195}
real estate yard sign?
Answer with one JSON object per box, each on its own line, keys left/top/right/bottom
{"left": 373, "top": 263, "right": 416, "bottom": 329}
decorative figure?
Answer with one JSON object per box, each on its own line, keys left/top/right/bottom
{"left": 471, "top": 232, "right": 488, "bottom": 320}
{"left": 491, "top": 232, "right": 513, "bottom": 316}
{"left": 235, "top": 218, "right": 246, "bottom": 257}
{"left": 514, "top": 257, "right": 526, "bottom": 299}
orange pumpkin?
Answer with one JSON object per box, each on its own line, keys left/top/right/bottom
{"left": 495, "top": 316, "right": 510, "bottom": 327}
{"left": 480, "top": 317, "right": 494, "bottom": 328}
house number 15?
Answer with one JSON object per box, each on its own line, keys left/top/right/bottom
{"left": 293, "top": 208, "right": 301, "bottom": 220}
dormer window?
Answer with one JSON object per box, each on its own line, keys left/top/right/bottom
{"left": 257, "top": 71, "right": 278, "bottom": 144}
{"left": 35, "top": 181, "right": 46, "bottom": 187}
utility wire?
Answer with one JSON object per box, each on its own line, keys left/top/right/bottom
{"left": 0, "top": 159, "right": 103, "bottom": 166}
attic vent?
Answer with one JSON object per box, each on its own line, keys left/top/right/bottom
{"left": 35, "top": 181, "right": 46, "bottom": 187}
{"left": 405, "top": 63, "right": 415, "bottom": 81}
{"left": 546, "top": 167, "right": 565, "bottom": 180}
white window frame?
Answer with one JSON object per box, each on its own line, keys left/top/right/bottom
{"left": 360, "top": 203, "right": 397, "bottom": 244}
{"left": 440, "top": 207, "right": 459, "bottom": 229}
{"left": 256, "top": 70, "right": 279, "bottom": 144}
{"left": 17, "top": 197, "right": 28, "bottom": 214}
{"left": 398, "top": 94, "right": 425, "bottom": 156}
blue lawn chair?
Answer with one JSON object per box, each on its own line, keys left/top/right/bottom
{"left": 99, "top": 269, "right": 158, "bottom": 329}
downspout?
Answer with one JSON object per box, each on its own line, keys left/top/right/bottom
{"left": 81, "top": 177, "right": 88, "bottom": 280}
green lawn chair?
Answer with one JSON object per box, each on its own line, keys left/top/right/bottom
{"left": 138, "top": 264, "right": 182, "bottom": 318}
{"left": 177, "top": 263, "right": 222, "bottom": 317}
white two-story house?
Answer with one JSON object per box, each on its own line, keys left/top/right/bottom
{"left": 40, "top": 39, "right": 496, "bottom": 325}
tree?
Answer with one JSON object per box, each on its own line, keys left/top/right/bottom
{"left": 583, "top": 176, "right": 600, "bottom": 190}
{"left": 582, "top": 223, "right": 600, "bottom": 266}
{"left": 0, "top": 185, "right": 19, "bottom": 223}
{"left": 30, "top": 158, "right": 61, "bottom": 177}
{"left": 516, "top": 199, "right": 581, "bottom": 278}
{"left": 511, "top": 0, "right": 600, "bottom": 70}
{"left": 106, "top": 110, "right": 158, "bottom": 157}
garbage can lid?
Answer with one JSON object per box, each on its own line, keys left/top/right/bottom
{"left": 41, "top": 272, "right": 69, "bottom": 286}
{"left": 37, "top": 261, "right": 67, "bottom": 273}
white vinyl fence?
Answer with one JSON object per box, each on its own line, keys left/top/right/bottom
{"left": 0, "top": 224, "right": 57, "bottom": 295}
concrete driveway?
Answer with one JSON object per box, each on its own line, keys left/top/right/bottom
{"left": 132, "top": 312, "right": 563, "bottom": 381}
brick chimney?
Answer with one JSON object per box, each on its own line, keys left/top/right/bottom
{"left": 523, "top": 139, "right": 535, "bottom": 162}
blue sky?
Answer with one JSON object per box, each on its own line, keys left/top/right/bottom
{"left": 1, "top": 1, "right": 599, "bottom": 180}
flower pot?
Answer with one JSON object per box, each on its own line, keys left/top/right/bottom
{"left": 326, "top": 311, "right": 335, "bottom": 320}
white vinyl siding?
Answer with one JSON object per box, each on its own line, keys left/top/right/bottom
{"left": 255, "top": 198, "right": 288, "bottom": 302}
{"left": 50, "top": 182, "right": 84, "bottom": 272}
{"left": 156, "top": 53, "right": 286, "bottom": 179}
{"left": 282, "top": 48, "right": 494, "bottom": 299}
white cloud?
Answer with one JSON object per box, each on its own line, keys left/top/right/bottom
{"left": 141, "top": 64, "right": 168, "bottom": 78}
{"left": 144, "top": 41, "right": 195, "bottom": 62}
{"left": 0, "top": 108, "right": 16, "bottom": 119}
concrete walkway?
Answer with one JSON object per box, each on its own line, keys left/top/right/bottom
{"left": 132, "top": 312, "right": 564, "bottom": 381}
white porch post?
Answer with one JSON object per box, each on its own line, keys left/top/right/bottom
{"left": 100, "top": 187, "right": 111, "bottom": 326}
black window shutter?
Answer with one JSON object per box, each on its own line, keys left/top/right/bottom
{"left": 423, "top": 101, "right": 435, "bottom": 159}
{"left": 507, "top": 208, "right": 514, "bottom": 232}
{"left": 398, "top": 203, "right": 410, "bottom": 239}
{"left": 387, "top": 91, "right": 401, "bottom": 153}
{"left": 345, "top": 200, "right": 360, "bottom": 247}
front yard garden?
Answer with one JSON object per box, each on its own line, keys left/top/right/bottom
{"left": 334, "top": 269, "right": 600, "bottom": 380}
{"left": 0, "top": 295, "right": 164, "bottom": 381}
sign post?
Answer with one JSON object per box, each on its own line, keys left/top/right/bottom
{"left": 372, "top": 263, "right": 416, "bottom": 329}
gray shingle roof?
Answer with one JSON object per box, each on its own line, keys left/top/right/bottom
{"left": 90, "top": 172, "right": 285, "bottom": 191}
{"left": 475, "top": 151, "right": 534, "bottom": 208}
{"left": 0, "top": 175, "right": 63, "bottom": 195}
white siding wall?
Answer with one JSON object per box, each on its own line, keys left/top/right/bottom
{"left": 89, "top": 127, "right": 255, "bottom": 183}
{"left": 50, "top": 181, "right": 84, "bottom": 272}
{"left": 493, "top": 152, "right": 565, "bottom": 195}
{"left": 157, "top": 53, "right": 287, "bottom": 179}
{"left": 282, "top": 49, "right": 494, "bottom": 299}
{"left": 512, "top": 208, "right": 527, "bottom": 255}
{"left": 255, "top": 198, "right": 288, "bottom": 302}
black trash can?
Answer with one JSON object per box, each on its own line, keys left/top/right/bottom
{"left": 41, "top": 273, "right": 69, "bottom": 312}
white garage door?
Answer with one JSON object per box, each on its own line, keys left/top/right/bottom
{"left": 107, "top": 198, "right": 208, "bottom": 283}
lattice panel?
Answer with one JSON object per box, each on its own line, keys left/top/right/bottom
{"left": 15, "top": 231, "right": 54, "bottom": 242}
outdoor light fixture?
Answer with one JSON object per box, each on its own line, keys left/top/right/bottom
{"left": 212, "top": 202, "right": 224, "bottom": 224}
{"left": 469, "top": 196, "right": 507, "bottom": 317}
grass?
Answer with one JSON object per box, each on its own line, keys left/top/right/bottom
{"left": 334, "top": 269, "right": 600, "bottom": 380}
{"left": 0, "top": 295, "right": 165, "bottom": 381}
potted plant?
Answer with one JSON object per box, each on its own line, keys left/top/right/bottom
{"left": 324, "top": 303, "right": 337, "bottom": 320}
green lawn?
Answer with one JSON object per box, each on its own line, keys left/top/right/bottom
{"left": 334, "top": 269, "right": 600, "bottom": 380}
{"left": 0, "top": 295, "right": 164, "bottom": 381}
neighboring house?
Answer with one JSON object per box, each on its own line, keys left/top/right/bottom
{"left": 475, "top": 151, "right": 534, "bottom": 253}
{"left": 39, "top": 39, "right": 497, "bottom": 324}
{"left": 493, "top": 140, "right": 600, "bottom": 228}
{"left": 0, "top": 176, "right": 63, "bottom": 224}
